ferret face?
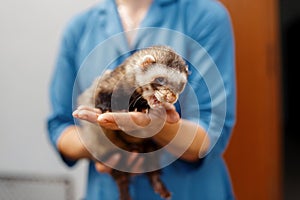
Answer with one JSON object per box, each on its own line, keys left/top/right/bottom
{"left": 138, "top": 64, "right": 187, "bottom": 107}
{"left": 122, "top": 46, "right": 189, "bottom": 108}
{"left": 134, "top": 54, "right": 188, "bottom": 108}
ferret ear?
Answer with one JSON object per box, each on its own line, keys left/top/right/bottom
{"left": 186, "top": 65, "right": 191, "bottom": 75}
{"left": 140, "top": 55, "right": 156, "bottom": 69}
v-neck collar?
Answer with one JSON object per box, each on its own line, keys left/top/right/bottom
{"left": 95, "top": 0, "right": 177, "bottom": 51}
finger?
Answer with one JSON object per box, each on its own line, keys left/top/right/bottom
{"left": 73, "top": 109, "right": 99, "bottom": 123}
{"left": 127, "top": 152, "right": 139, "bottom": 166}
{"left": 166, "top": 109, "right": 180, "bottom": 124}
{"left": 73, "top": 105, "right": 101, "bottom": 119}
{"left": 131, "top": 157, "right": 144, "bottom": 174}
{"left": 95, "top": 153, "right": 121, "bottom": 173}
{"left": 77, "top": 105, "right": 102, "bottom": 114}
{"left": 97, "top": 113, "right": 120, "bottom": 130}
{"left": 97, "top": 112, "right": 151, "bottom": 130}
{"left": 128, "top": 112, "right": 151, "bottom": 127}
{"left": 161, "top": 102, "right": 176, "bottom": 111}
{"left": 95, "top": 162, "right": 112, "bottom": 174}
{"left": 148, "top": 107, "right": 167, "bottom": 122}
{"left": 161, "top": 103, "right": 180, "bottom": 123}
{"left": 150, "top": 104, "right": 180, "bottom": 124}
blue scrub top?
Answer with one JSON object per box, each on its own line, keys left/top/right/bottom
{"left": 47, "top": 0, "right": 236, "bottom": 199}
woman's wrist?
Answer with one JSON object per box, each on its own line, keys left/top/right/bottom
{"left": 153, "top": 119, "right": 210, "bottom": 162}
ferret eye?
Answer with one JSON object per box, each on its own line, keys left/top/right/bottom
{"left": 154, "top": 77, "right": 167, "bottom": 85}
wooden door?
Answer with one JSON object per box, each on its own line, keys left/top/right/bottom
{"left": 219, "top": 0, "right": 283, "bottom": 200}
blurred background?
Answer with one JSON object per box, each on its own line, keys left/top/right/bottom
{"left": 0, "top": 0, "right": 97, "bottom": 199}
{"left": 0, "top": 0, "right": 299, "bottom": 200}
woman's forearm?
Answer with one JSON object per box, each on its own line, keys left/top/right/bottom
{"left": 153, "top": 119, "right": 210, "bottom": 162}
{"left": 57, "top": 125, "right": 92, "bottom": 161}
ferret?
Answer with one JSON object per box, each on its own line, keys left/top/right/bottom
{"left": 77, "top": 45, "right": 189, "bottom": 200}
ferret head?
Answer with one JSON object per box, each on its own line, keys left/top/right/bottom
{"left": 132, "top": 46, "right": 189, "bottom": 108}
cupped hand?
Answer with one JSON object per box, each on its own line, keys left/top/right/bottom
{"left": 73, "top": 103, "right": 180, "bottom": 131}
{"left": 97, "top": 103, "right": 180, "bottom": 132}
{"left": 72, "top": 104, "right": 180, "bottom": 174}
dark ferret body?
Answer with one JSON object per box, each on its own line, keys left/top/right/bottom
{"left": 77, "top": 45, "right": 189, "bottom": 200}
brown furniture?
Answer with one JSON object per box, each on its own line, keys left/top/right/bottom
{"left": 220, "top": 0, "right": 283, "bottom": 199}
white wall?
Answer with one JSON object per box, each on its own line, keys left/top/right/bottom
{"left": 0, "top": 0, "right": 98, "bottom": 199}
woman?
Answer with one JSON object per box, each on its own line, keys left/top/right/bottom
{"left": 47, "top": 0, "right": 236, "bottom": 199}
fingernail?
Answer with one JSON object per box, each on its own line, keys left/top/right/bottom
{"left": 78, "top": 111, "right": 87, "bottom": 120}
{"left": 72, "top": 110, "right": 78, "bottom": 116}
{"left": 97, "top": 114, "right": 105, "bottom": 121}
{"left": 97, "top": 114, "right": 109, "bottom": 123}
